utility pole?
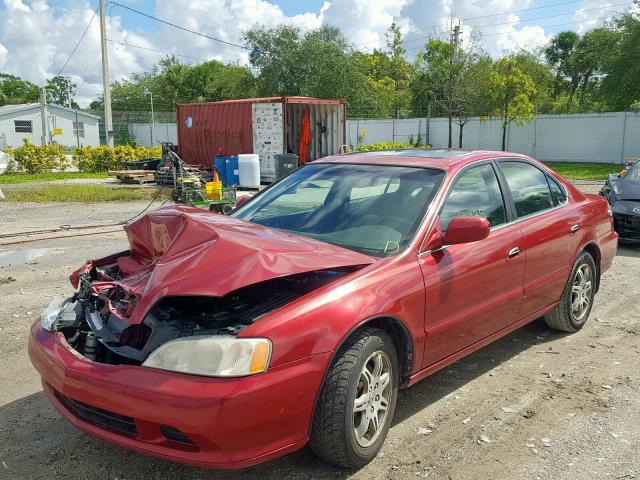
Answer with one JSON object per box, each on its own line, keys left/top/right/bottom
{"left": 40, "top": 87, "right": 48, "bottom": 146}
{"left": 453, "top": 24, "right": 461, "bottom": 57}
{"left": 145, "top": 88, "right": 155, "bottom": 146}
{"left": 99, "top": 0, "right": 114, "bottom": 147}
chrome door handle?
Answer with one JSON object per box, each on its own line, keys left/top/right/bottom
{"left": 570, "top": 224, "right": 580, "bottom": 233}
{"left": 507, "top": 247, "right": 520, "bottom": 258}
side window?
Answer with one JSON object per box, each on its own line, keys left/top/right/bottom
{"left": 546, "top": 175, "right": 567, "bottom": 206}
{"left": 499, "top": 162, "right": 554, "bottom": 217}
{"left": 440, "top": 164, "right": 507, "bottom": 230}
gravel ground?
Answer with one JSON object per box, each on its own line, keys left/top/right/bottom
{"left": 1, "top": 185, "right": 640, "bottom": 480}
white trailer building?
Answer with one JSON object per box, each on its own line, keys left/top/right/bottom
{"left": 0, "top": 103, "right": 100, "bottom": 149}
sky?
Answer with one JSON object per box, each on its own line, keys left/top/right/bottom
{"left": 0, "top": 0, "right": 635, "bottom": 107}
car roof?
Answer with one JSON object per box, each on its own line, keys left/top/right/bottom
{"left": 318, "top": 149, "right": 530, "bottom": 170}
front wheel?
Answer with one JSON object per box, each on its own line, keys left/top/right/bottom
{"left": 310, "top": 328, "right": 398, "bottom": 468}
{"left": 544, "top": 251, "right": 596, "bottom": 332}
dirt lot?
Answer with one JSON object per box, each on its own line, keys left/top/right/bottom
{"left": 1, "top": 189, "right": 639, "bottom": 480}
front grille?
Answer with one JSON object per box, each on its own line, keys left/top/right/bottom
{"left": 55, "top": 391, "right": 137, "bottom": 437}
{"left": 615, "top": 214, "right": 640, "bottom": 239}
{"left": 617, "top": 214, "right": 640, "bottom": 226}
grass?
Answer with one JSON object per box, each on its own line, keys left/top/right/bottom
{"left": 4, "top": 185, "right": 162, "bottom": 202}
{"left": 0, "top": 171, "right": 109, "bottom": 184}
{"left": 544, "top": 162, "right": 621, "bottom": 180}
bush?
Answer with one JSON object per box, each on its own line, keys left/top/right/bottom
{"left": 7, "top": 139, "right": 67, "bottom": 173}
{"left": 354, "top": 142, "right": 416, "bottom": 151}
{"left": 73, "top": 145, "right": 162, "bottom": 171}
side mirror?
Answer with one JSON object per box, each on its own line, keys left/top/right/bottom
{"left": 235, "top": 194, "right": 252, "bottom": 208}
{"left": 442, "top": 216, "right": 490, "bottom": 245}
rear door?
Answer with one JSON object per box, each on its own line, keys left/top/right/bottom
{"left": 419, "top": 161, "right": 525, "bottom": 367}
{"left": 497, "top": 160, "right": 582, "bottom": 315}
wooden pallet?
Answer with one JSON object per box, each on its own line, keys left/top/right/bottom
{"left": 109, "top": 170, "right": 156, "bottom": 184}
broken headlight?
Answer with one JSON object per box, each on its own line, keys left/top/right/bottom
{"left": 141, "top": 336, "right": 272, "bottom": 377}
{"left": 40, "top": 296, "right": 66, "bottom": 331}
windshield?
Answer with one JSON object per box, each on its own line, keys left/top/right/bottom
{"left": 233, "top": 163, "right": 445, "bottom": 257}
{"left": 625, "top": 162, "right": 640, "bottom": 179}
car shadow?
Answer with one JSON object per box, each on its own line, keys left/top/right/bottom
{"left": 0, "top": 320, "right": 562, "bottom": 480}
{"left": 616, "top": 244, "right": 640, "bottom": 258}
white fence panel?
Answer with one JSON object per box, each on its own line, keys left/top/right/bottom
{"left": 347, "top": 112, "right": 640, "bottom": 163}
{"left": 623, "top": 113, "right": 640, "bottom": 161}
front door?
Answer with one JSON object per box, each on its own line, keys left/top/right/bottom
{"left": 419, "top": 162, "right": 525, "bottom": 368}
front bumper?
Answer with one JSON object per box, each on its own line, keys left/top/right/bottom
{"left": 28, "top": 322, "right": 331, "bottom": 469}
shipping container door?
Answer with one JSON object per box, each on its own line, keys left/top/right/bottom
{"left": 252, "top": 102, "right": 284, "bottom": 182}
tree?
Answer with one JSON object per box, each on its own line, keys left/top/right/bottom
{"left": 507, "top": 48, "right": 554, "bottom": 113}
{"left": 545, "top": 28, "right": 617, "bottom": 111}
{"left": 243, "top": 25, "right": 381, "bottom": 115}
{"left": 599, "top": 14, "right": 640, "bottom": 110}
{"left": 487, "top": 59, "right": 536, "bottom": 151}
{"left": 454, "top": 55, "right": 492, "bottom": 146}
{"left": 363, "top": 23, "right": 413, "bottom": 117}
{"left": 91, "top": 55, "right": 257, "bottom": 112}
{"left": 412, "top": 31, "right": 486, "bottom": 147}
{"left": 45, "top": 76, "right": 78, "bottom": 108}
{"left": 0, "top": 73, "right": 40, "bottom": 105}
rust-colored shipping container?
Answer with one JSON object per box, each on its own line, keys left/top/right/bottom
{"left": 176, "top": 96, "right": 346, "bottom": 182}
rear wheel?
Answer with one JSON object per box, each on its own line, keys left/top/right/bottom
{"left": 544, "top": 251, "right": 596, "bottom": 332}
{"left": 310, "top": 328, "right": 398, "bottom": 468}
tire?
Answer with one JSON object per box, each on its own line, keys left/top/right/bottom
{"left": 310, "top": 328, "right": 399, "bottom": 468}
{"left": 544, "top": 251, "right": 597, "bottom": 333}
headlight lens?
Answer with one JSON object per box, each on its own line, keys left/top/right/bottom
{"left": 142, "top": 336, "right": 272, "bottom": 377}
{"left": 41, "top": 296, "right": 65, "bottom": 331}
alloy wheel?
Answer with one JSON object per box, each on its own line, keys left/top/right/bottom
{"left": 353, "top": 350, "right": 392, "bottom": 448}
{"left": 571, "top": 263, "right": 593, "bottom": 322}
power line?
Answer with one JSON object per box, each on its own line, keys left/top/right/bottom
{"left": 354, "top": 1, "right": 631, "bottom": 49}
{"left": 107, "top": 39, "right": 210, "bottom": 62}
{"left": 399, "top": 4, "right": 629, "bottom": 53}
{"left": 402, "top": 10, "right": 621, "bottom": 55}
{"left": 56, "top": 11, "right": 96, "bottom": 76}
{"left": 108, "top": 1, "right": 247, "bottom": 49}
{"left": 467, "top": 1, "right": 630, "bottom": 28}
{"left": 462, "top": 0, "right": 582, "bottom": 21}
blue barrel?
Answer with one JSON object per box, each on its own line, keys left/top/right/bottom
{"left": 225, "top": 157, "right": 239, "bottom": 186}
{"left": 214, "top": 156, "right": 240, "bottom": 185}
{"left": 214, "top": 156, "right": 228, "bottom": 184}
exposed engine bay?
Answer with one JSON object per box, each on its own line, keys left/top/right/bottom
{"left": 50, "top": 264, "right": 357, "bottom": 365}
{"left": 42, "top": 206, "right": 374, "bottom": 366}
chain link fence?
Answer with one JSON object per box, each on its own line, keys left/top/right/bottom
{"left": 84, "top": 110, "right": 177, "bottom": 147}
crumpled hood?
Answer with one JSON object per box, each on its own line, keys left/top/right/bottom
{"left": 74, "top": 205, "right": 375, "bottom": 324}
{"left": 612, "top": 178, "right": 640, "bottom": 201}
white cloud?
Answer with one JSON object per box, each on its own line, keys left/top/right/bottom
{"left": 321, "top": 0, "right": 410, "bottom": 49}
{"left": 0, "top": 0, "right": 621, "bottom": 107}
{"left": 572, "top": 0, "right": 626, "bottom": 34}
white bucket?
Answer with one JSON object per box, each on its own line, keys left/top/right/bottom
{"left": 0, "top": 152, "right": 10, "bottom": 175}
{"left": 238, "top": 154, "right": 260, "bottom": 188}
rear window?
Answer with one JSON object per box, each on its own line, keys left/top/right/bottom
{"left": 546, "top": 175, "right": 567, "bottom": 206}
{"left": 499, "top": 161, "right": 555, "bottom": 217}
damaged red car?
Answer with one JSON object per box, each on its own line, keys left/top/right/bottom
{"left": 29, "top": 149, "right": 617, "bottom": 469}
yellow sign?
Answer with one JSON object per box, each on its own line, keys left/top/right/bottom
{"left": 53, "top": 128, "right": 63, "bottom": 136}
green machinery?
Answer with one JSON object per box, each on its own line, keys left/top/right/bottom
{"left": 160, "top": 143, "right": 237, "bottom": 213}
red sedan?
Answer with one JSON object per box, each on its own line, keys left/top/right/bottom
{"left": 29, "top": 149, "right": 617, "bottom": 469}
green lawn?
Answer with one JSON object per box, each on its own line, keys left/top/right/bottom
{"left": 0, "top": 171, "right": 109, "bottom": 184}
{"left": 544, "top": 162, "right": 620, "bottom": 181}
{"left": 4, "top": 185, "right": 162, "bottom": 202}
